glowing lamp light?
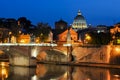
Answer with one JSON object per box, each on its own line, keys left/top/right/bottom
{"left": 35, "top": 39, "right": 39, "bottom": 43}
{"left": 31, "top": 48, "right": 38, "bottom": 57}
{"left": 1, "top": 62, "right": 5, "bottom": 66}
{"left": 9, "top": 32, "right": 12, "bottom": 35}
{"left": 63, "top": 44, "right": 72, "bottom": 46}
{"left": 2, "top": 67, "right": 8, "bottom": 79}
{"left": 31, "top": 75, "right": 38, "bottom": 80}
{"left": 115, "top": 47, "right": 120, "bottom": 52}
{"left": 20, "top": 39, "right": 25, "bottom": 43}
{"left": 117, "top": 39, "right": 120, "bottom": 44}
{"left": 114, "top": 74, "right": 120, "bottom": 77}
{"left": 85, "top": 34, "right": 91, "bottom": 40}
{"left": 86, "top": 78, "right": 91, "bottom": 80}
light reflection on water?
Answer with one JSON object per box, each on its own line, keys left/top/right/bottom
{"left": 1, "top": 62, "right": 120, "bottom": 80}
{"left": 0, "top": 62, "right": 9, "bottom": 80}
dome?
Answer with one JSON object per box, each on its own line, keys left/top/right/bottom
{"left": 72, "top": 10, "right": 87, "bottom": 31}
{"left": 74, "top": 15, "right": 85, "bottom": 23}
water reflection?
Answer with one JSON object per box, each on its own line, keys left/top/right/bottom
{"left": 35, "top": 64, "right": 120, "bottom": 80}
{"left": 7, "top": 66, "right": 35, "bottom": 80}
{"left": 0, "top": 62, "right": 9, "bottom": 80}
{"left": 73, "top": 67, "right": 108, "bottom": 80}
{"left": 110, "top": 69, "right": 120, "bottom": 80}
{"left": 1, "top": 62, "right": 120, "bottom": 80}
{"left": 36, "top": 64, "right": 67, "bottom": 80}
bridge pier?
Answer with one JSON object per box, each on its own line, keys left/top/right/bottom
{"left": 8, "top": 46, "right": 37, "bottom": 67}
{"left": 67, "top": 46, "right": 73, "bottom": 62}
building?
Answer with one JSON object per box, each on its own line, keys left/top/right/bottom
{"left": 110, "top": 23, "right": 120, "bottom": 44}
{"left": 55, "top": 19, "right": 67, "bottom": 30}
{"left": 58, "top": 28, "right": 78, "bottom": 42}
{"left": 110, "top": 23, "right": 120, "bottom": 34}
{"left": 17, "top": 34, "right": 31, "bottom": 43}
{"left": 95, "top": 25, "right": 108, "bottom": 33}
{"left": 72, "top": 10, "right": 87, "bottom": 31}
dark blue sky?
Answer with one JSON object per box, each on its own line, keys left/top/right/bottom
{"left": 0, "top": 0, "right": 120, "bottom": 27}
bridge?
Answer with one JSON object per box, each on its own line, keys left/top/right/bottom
{"left": 0, "top": 43, "right": 74, "bottom": 67}
{"left": 0, "top": 43, "right": 119, "bottom": 67}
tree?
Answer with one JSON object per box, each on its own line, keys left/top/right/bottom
{"left": 0, "top": 18, "right": 5, "bottom": 28}
{"left": 34, "top": 22, "right": 51, "bottom": 42}
{"left": 87, "top": 32, "right": 111, "bottom": 45}
{"left": 17, "top": 17, "right": 31, "bottom": 33}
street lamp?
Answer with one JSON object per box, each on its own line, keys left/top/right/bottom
{"left": 40, "top": 33, "right": 43, "bottom": 43}
{"left": 84, "top": 33, "right": 91, "bottom": 44}
{"left": 8, "top": 31, "right": 12, "bottom": 43}
{"left": 19, "top": 31, "right": 21, "bottom": 34}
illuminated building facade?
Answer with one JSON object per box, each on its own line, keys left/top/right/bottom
{"left": 110, "top": 23, "right": 120, "bottom": 44}
{"left": 58, "top": 28, "right": 78, "bottom": 42}
{"left": 17, "top": 34, "right": 30, "bottom": 43}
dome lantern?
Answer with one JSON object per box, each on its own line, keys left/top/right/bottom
{"left": 78, "top": 10, "right": 82, "bottom": 15}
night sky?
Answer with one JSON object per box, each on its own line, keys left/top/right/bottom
{"left": 0, "top": 0, "right": 120, "bottom": 27}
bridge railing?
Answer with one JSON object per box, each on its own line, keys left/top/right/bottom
{"left": 0, "top": 43, "right": 58, "bottom": 47}
{"left": 0, "top": 43, "right": 82, "bottom": 47}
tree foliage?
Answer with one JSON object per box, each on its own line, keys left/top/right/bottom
{"left": 33, "top": 22, "right": 51, "bottom": 42}
{"left": 17, "top": 17, "right": 31, "bottom": 32}
{"left": 87, "top": 32, "right": 111, "bottom": 45}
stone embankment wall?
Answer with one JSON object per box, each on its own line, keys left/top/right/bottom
{"left": 37, "top": 45, "right": 120, "bottom": 64}
{"left": 72, "top": 45, "right": 112, "bottom": 64}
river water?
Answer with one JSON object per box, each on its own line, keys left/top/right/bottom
{"left": 0, "top": 62, "right": 120, "bottom": 80}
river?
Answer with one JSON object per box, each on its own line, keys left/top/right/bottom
{"left": 0, "top": 62, "right": 120, "bottom": 80}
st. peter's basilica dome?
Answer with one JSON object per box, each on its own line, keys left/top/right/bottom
{"left": 72, "top": 10, "right": 87, "bottom": 31}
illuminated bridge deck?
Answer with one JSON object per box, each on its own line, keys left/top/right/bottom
{"left": 0, "top": 43, "right": 58, "bottom": 46}
{"left": 0, "top": 43, "right": 73, "bottom": 47}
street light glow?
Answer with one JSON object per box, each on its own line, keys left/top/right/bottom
{"left": 115, "top": 47, "right": 120, "bottom": 52}
{"left": 85, "top": 34, "right": 91, "bottom": 41}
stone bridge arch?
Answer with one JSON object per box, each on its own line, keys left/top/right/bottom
{"left": 0, "top": 49, "right": 9, "bottom": 61}
{"left": 0, "top": 46, "right": 12, "bottom": 61}
{"left": 36, "top": 49, "right": 67, "bottom": 62}
{"left": 34, "top": 46, "right": 69, "bottom": 62}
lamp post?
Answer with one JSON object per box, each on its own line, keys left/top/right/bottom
{"left": 8, "top": 32, "right": 12, "bottom": 43}
{"left": 84, "top": 33, "right": 91, "bottom": 44}
{"left": 40, "top": 33, "right": 43, "bottom": 43}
